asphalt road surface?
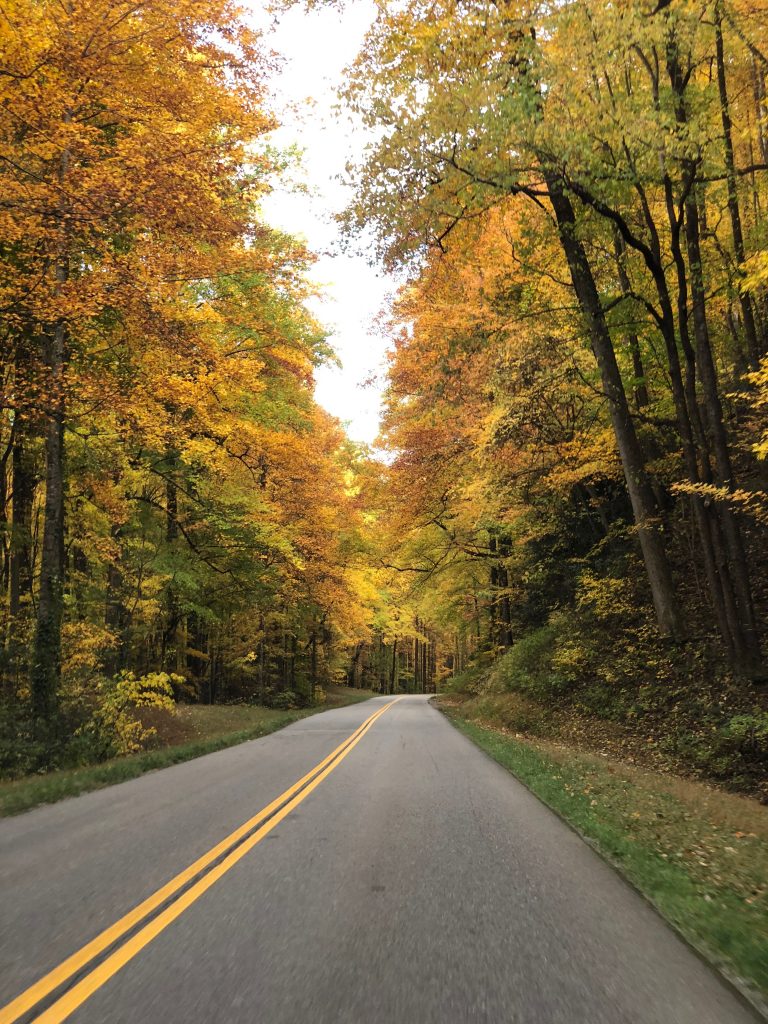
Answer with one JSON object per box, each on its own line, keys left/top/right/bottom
{"left": 0, "top": 695, "right": 760, "bottom": 1023}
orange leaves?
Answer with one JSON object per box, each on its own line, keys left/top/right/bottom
{"left": 0, "top": 0, "right": 275, "bottom": 345}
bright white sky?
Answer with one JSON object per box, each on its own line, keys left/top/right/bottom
{"left": 250, "top": 1, "right": 393, "bottom": 448}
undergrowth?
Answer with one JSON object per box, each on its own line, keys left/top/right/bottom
{"left": 443, "top": 612, "right": 768, "bottom": 796}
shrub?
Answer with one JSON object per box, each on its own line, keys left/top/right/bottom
{"left": 61, "top": 621, "right": 117, "bottom": 695}
{"left": 725, "top": 712, "right": 768, "bottom": 748}
{"left": 576, "top": 569, "right": 639, "bottom": 622}
{"left": 440, "top": 664, "right": 488, "bottom": 696}
{"left": 0, "top": 703, "right": 44, "bottom": 778}
{"left": 489, "top": 623, "right": 571, "bottom": 700}
{"left": 470, "top": 693, "right": 555, "bottom": 736}
{"left": 76, "top": 671, "right": 180, "bottom": 760}
{"left": 690, "top": 712, "right": 768, "bottom": 780}
{"left": 268, "top": 689, "right": 301, "bottom": 711}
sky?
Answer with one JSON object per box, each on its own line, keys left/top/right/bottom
{"left": 250, "top": 1, "right": 393, "bottom": 448}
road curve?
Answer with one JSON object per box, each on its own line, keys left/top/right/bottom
{"left": 0, "top": 694, "right": 759, "bottom": 1023}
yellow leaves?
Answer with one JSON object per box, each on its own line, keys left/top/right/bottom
{"left": 0, "top": 0, "right": 399, "bottom": 696}
{"left": 61, "top": 623, "right": 118, "bottom": 694}
{"left": 576, "top": 571, "right": 638, "bottom": 620}
{"left": 115, "top": 671, "right": 177, "bottom": 711}
{"left": 740, "top": 253, "right": 768, "bottom": 294}
{"left": 551, "top": 636, "right": 591, "bottom": 683}
{"left": 543, "top": 429, "right": 621, "bottom": 494}
{"left": 0, "top": 0, "right": 277, "bottom": 343}
{"left": 672, "top": 481, "right": 768, "bottom": 526}
{"left": 263, "top": 343, "right": 314, "bottom": 377}
{"left": 83, "top": 672, "right": 179, "bottom": 757}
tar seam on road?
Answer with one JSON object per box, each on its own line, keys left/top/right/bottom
{"left": 1, "top": 698, "right": 402, "bottom": 1024}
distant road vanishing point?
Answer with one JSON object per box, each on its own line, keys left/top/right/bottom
{"left": 0, "top": 695, "right": 759, "bottom": 1023}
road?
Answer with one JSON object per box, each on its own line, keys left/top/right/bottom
{"left": 0, "top": 694, "right": 759, "bottom": 1024}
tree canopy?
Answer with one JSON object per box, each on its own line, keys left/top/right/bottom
{"left": 2, "top": 0, "right": 768, "bottom": 783}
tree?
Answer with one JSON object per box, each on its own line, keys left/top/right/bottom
{"left": 335, "top": 0, "right": 767, "bottom": 673}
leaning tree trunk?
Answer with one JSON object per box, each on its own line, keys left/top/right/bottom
{"left": 545, "top": 175, "right": 683, "bottom": 638}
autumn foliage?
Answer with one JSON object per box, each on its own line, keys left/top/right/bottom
{"left": 4, "top": 0, "right": 768, "bottom": 786}
{"left": 0, "top": 0, "right": 387, "bottom": 770}
{"left": 337, "top": 0, "right": 768, "bottom": 783}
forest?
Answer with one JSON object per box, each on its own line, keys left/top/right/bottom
{"left": 1, "top": 0, "right": 768, "bottom": 794}
{"left": 341, "top": 0, "right": 768, "bottom": 793}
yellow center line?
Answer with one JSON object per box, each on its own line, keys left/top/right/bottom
{"left": 0, "top": 697, "right": 401, "bottom": 1024}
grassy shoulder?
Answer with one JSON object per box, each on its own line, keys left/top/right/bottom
{"left": 440, "top": 697, "right": 768, "bottom": 1013}
{"left": 0, "top": 685, "right": 379, "bottom": 818}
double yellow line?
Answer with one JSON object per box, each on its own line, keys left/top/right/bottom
{"left": 1, "top": 697, "right": 401, "bottom": 1024}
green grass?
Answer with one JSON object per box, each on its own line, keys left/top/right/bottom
{"left": 0, "top": 686, "right": 379, "bottom": 818}
{"left": 324, "top": 685, "right": 381, "bottom": 708}
{"left": 442, "top": 704, "right": 768, "bottom": 1013}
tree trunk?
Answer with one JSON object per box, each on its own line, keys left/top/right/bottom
{"left": 683, "top": 195, "right": 762, "bottom": 672}
{"left": 423, "top": 630, "right": 430, "bottom": 696}
{"left": 31, "top": 319, "right": 66, "bottom": 722}
{"left": 310, "top": 631, "right": 317, "bottom": 702}
{"left": 545, "top": 175, "right": 682, "bottom": 637}
{"left": 416, "top": 633, "right": 421, "bottom": 694}
{"left": 658, "top": 171, "right": 743, "bottom": 656}
{"left": 752, "top": 57, "right": 768, "bottom": 166}
{"left": 9, "top": 418, "right": 35, "bottom": 619}
{"left": 105, "top": 532, "right": 130, "bottom": 675}
{"left": 715, "top": 8, "right": 763, "bottom": 365}
{"left": 613, "top": 233, "right": 650, "bottom": 409}
{"left": 161, "top": 468, "right": 181, "bottom": 671}
{"left": 258, "top": 615, "right": 266, "bottom": 702}
{"left": 31, "top": 103, "right": 72, "bottom": 726}
{"left": 664, "top": 27, "right": 761, "bottom": 670}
